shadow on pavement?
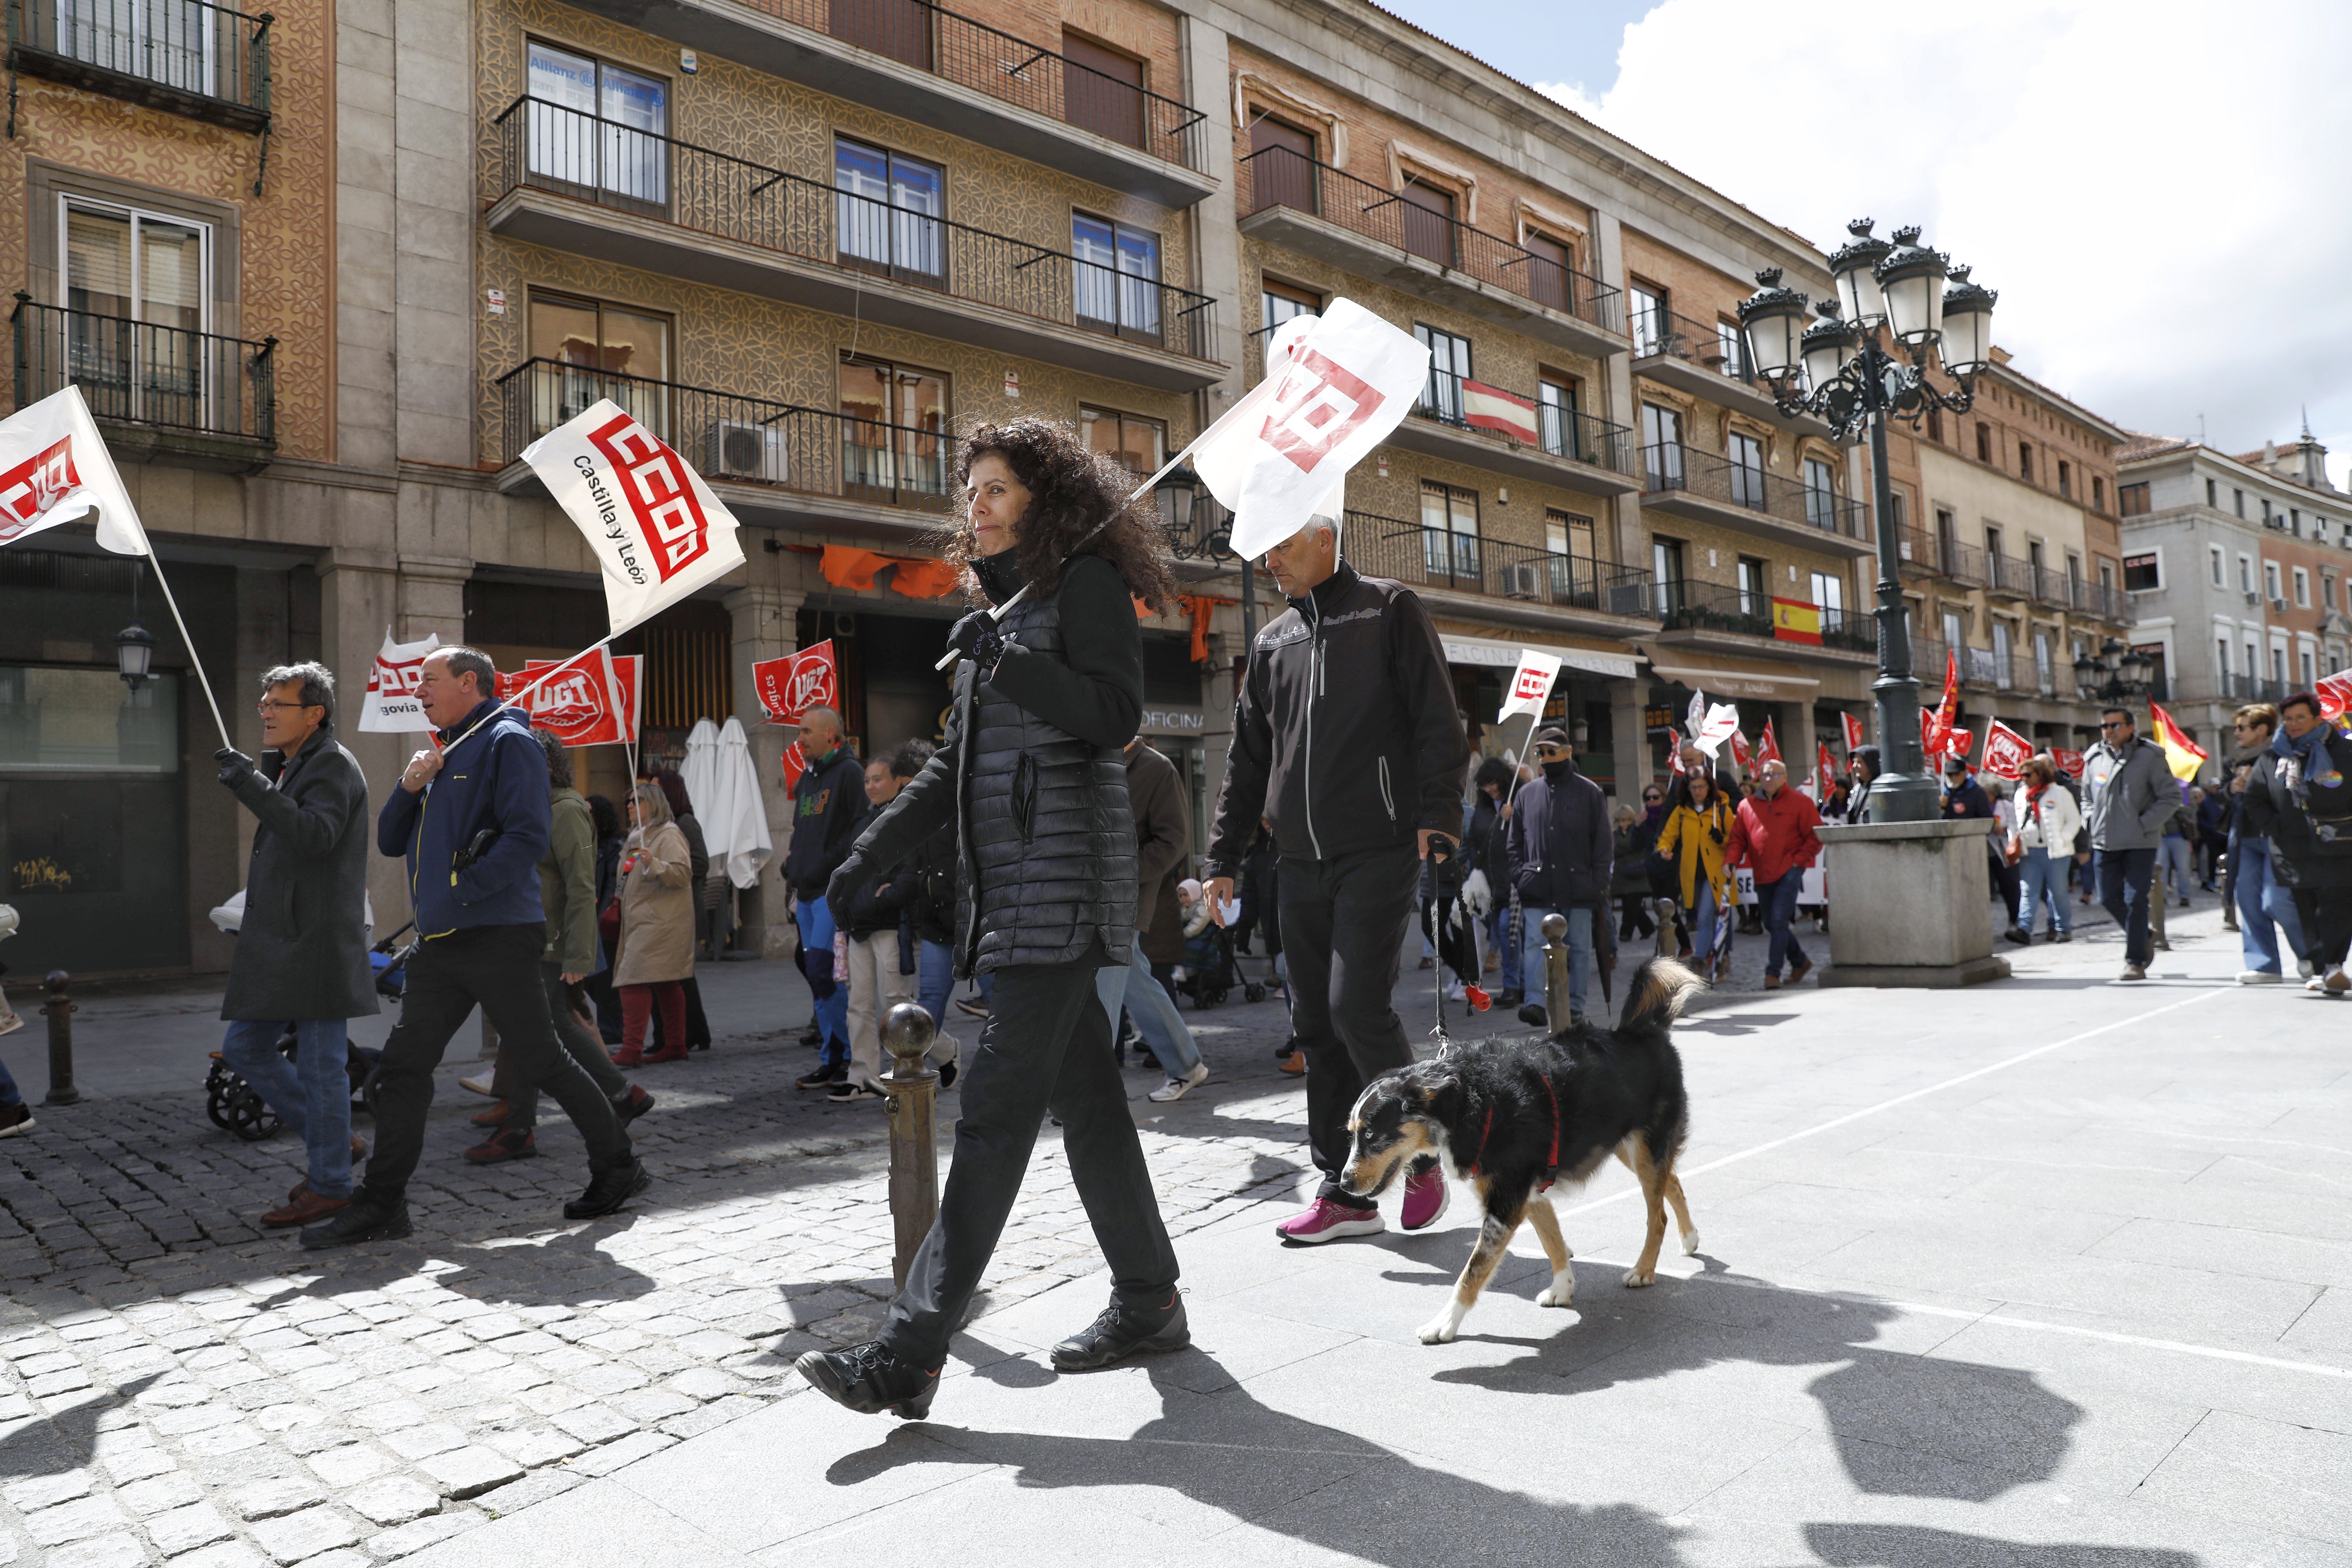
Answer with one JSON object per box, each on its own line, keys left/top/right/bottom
{"left": 1804, "top": 1522, "right": 2202, "bottom": 1566}
{"left": 827, "top": 1356, "right": 1691, "bottom": 1566}
{"left": 0, "top": 1372, "right": 162, "bottom": 1480}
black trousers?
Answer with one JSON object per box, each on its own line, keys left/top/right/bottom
{"left": 1279, "top": 845, "right": 1420, "bottom": 1208}
{"left": 509, "top": 962, "right": 627, "bottom": 1128}
{"left": 2291, "top": 885, "right": 2352, "bottom": 968}
{"left": 879, "top": 937, "right": 1177, "bottom": 1369}
{"left": 363, "top": 923, "right": 630, "bottom": 1203}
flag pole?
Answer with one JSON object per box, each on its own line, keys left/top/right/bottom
{"left": 144, "top": 556, "right": 233, "bottom": 750}
{"left": 931, "top": 438, "right": 1204, "bottom": 674}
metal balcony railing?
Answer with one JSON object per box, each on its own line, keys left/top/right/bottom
{"left": 2029, "top": 563, "right": 2073, "bottom": 606}
{"left": 729, "top": 0, "right": 1205, "bottom": 170}
{"left": 1236, "top": 145, "right": 1622, "bottom": 335}
{"left": 1630, "top": 303, "right": 1760, "bottom": 387}
{"left": 1336, "top": 510, "right": 1655, "bottom": 615}
{"left": 2207, "top": 673, "right": 2297, "bottom": 705}
{"left": 2065, "top": 578, "right": 2130, "bottom": 622}
{"left": 493, "top": 358, "right": 953, "bottom": 513}
{"left": 1640, "top": 442, "right": 1868, "bottom": 540}
{"left": 12, "top": 297, "right": 275, "bottom": 443}
{"left": 1818, "top": 608, "right": 1877, "bottom": 654}
{"left": 1984, "top": 552, "right": 2035, "bottom": 597}
{"left": 5, "top": 0, "right": 271, "bottom": 128}
{"left": 491, "top": 97, "right": 1218, "bottom": 360}
{"left": 1409, "top": 368, "right": 1633, "bottom": 475}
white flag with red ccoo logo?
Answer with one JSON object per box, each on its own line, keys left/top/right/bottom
{"left": 0, "top": 386, "right": 149, "bottom": 556}
{"left": 1496, "top": 649, "right": 1562, "bottom": 723}
{"left": 358, "top": 630, "right": 442, "bottom": 733}
{"left": 520, "top": 399, "right": 747, "bottom": 637}
{"left": 1195, "top": 300, "right": 1430, "bottom": 562}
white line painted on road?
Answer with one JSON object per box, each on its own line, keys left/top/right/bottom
{"left": 1558, "top": 983, "right": 2233, "bottom": 1219}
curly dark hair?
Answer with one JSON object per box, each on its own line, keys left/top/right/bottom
{"left": 945, "top": 418, "right": 1178, "bottom": 613}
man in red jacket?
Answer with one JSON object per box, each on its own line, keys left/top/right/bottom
{"left": 1726, "top": 758, "right": 1822, "bottom": 989}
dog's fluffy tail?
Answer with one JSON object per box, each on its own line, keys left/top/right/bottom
{"left": 1618, "top": 957, "right": 1705, "bottom": 1034}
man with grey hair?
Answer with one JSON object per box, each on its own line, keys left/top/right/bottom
{"left": 1201, "top": 516, "right": 1471, "bottom": 1244}
{"left": 214, "top": 661, "right": 378, "bottom": 1228}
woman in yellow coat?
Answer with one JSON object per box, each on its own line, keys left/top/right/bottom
{"left": 1654, "top": 770, "right": 1738, "bottom": 981}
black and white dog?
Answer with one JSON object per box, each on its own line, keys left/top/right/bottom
{"left": 1340, "top": 958, "right": 1703, "bottom": 1344}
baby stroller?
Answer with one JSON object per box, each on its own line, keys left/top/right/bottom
{"left": 201, "top": 923, "right": 408, "bottom": 1141}
{"left": 1174, "top": 922, "right": 1265, "bottom": 1010}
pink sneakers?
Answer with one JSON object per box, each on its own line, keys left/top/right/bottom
{"left": 1274, "top": 1198, "right": 1386, "bottom": 1244}
{"left": 1399, "top": 1164, "right": 1450, "bottom": 1231}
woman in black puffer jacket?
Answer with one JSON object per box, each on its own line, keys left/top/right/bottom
{"left": 800, "top": 419, "right": 1186, "bottom": 1419}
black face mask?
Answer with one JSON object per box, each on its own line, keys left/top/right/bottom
{"left": 971, "top": 549, "right": 1024, "bottom": 604}
{"left": 1542, "top": 756, "right": 1576, "bottom": 783}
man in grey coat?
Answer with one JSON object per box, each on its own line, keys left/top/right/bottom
{"left": 2083, "top": 705, "right": 2176, "bottom": 981}
{"left": 214, "top": 662, "right": 378, "bottom": 1227}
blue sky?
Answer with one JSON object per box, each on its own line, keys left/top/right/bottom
{"left": 1368, "top": 0, "right": 1657, "bottom": 101}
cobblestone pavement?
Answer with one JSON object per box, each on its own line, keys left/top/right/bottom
{"left": 0, "top": 883, "right": 2224, "bottom": 1568}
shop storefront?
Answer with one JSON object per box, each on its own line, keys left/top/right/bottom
{"left": 1435, "top": 631, "right": 1638, "bottom": 793}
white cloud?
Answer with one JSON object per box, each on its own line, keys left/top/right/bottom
{"left": 1569, "top": 0, "right": 2352, "bottom": 487}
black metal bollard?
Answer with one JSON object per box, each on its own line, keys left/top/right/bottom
{"left": 879, "top": 1001, "right": 941, "bottom": 1293}
{"left": 42, "top": 971, "right": 78, "bottom": 1106}
{"left": 1540, "top": 913, "right": 1570, "bottom": 1032}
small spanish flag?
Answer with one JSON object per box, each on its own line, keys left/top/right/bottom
{"left": 1771, "top": 597, "right": 1822, "bottom": 644}
{"left": 2147, "top": 698, "right": 2209, "bottom": 782}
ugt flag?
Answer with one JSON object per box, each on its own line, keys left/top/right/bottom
{"left": 752, "top": 641, "right": 839, "bottom": 725}
{"left": 514, "top": 650, "right": 641, "bottom": 747}
{"left": 1196, "top": 299, "right": 1430, "bottom": 561}
{"left": 0, "top": 386, "right": 148, "bottom": 556}
{"left": 1756, "top": 717, "right": 1782, "bottom": 766}
{"left": 520, "top": 400, "right": 747, "bottom": 637}
{"left": 1979, "top": 719, "right": 2033, "bottom": 781}
{"left": 1496, "top": 649, "right": 1561, "bottom": 723}
{"left": 1841, "top": 711, "right": 1866, "bottom": 753}
{"left": 358, "top": 630, "right": 442, "bottom": 733}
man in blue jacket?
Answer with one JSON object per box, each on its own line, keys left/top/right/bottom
{"left": 1504, "top": 725, "right": 1611, "bottom": 1026}
{"left": 301, "top": 648, "right": 647, "bottom": 1249}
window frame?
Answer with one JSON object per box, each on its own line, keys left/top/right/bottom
{"left": 1078, "top": 405, "right": 1167, "bottom": 477}
{"left": 2122, "top": 551, "right": 2162, "bottom": 594}
{"left": 833, "top": 135, "right": 946, "bottom": 282}
{"left": 1071, "top": 211, "right": 1163, "bottom": 343}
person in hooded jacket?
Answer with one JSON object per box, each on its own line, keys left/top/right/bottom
{"left": 798, "top": 419, "right": 1184, "bottom": 1419}
{"left": 301, "top": 648, "right": 645, "bottom": 1250}
{"left": 782, "top": 708, "right": 866, "bottom": 1089}
{"left": 2240, "top": 691, "right": 2352, "bottom": 994}
{"left": 1504, "top": 725, "right": 1610, "bottom": 1025}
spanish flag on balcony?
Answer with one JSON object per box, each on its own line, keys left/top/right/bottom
{"left": 1770, "top": 597, "right": 1822, "bottom": 644}
{"left": 2148, "top": 698, "right": 2210, "bottom": 782}
{"left": 1461, "top": 379, "right": 1540, "bottom": 446}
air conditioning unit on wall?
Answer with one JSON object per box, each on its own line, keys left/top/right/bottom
{"left": 1503, "top": 562, "right": 1542, "bottom": 600}
{"left": 707, "top": 419, "right": 788, "bottom": 484}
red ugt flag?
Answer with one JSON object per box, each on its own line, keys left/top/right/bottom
{"left": 1815, "top": 740, "right": 1836, "bottom": 798}
{"left": 1756, "top": 717, "right": 1782, "bottom": 767}
{"left": 752, "top": 640, "right": 839, "bottom": 724}
{"left": 1979, "top": 719, "right": 2033, "bottom": 781}
{"left": 1841, "top": 711, "right": 1866, "bottom": 754}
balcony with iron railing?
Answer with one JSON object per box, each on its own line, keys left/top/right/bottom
{"left": 1379, "top": 367, "right": 1637, "bottom": 498}
{"left": 12, "top": 296, "right": 275, "bottom": 469}
{"left": 1983, "top": 552, "right": 2035, "bottom": 600}
{"left": 1235, "top": 145, "right": 1624, "bottom": 360}
{"left": 1629, "top": 301, "right": 1826, "bottom": 434}
{"left": 545, "top": 0, "right": 1211, "bottom": 207}
{"left": 5, "top": 0, "right": 271, "bottom": 133}
{"left": 1892, "top": 525, "right": 1984, "bottom": 585}
{"left": 1650, "top": 580, "right": 1877, "bottom": 666}
{"left": 1331, "top": 510, "right": 1657, "bottom": 623}
{"left": 485, "top": 98, "right": 1219, "bottom": 391}
{"left": 1639, "top": 442, "right": 1873, "bottom": 557}
{"left": 491, "top": 358, "right": 954, "bottom": 528}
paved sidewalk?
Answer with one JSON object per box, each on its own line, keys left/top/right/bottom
{"left": 0, "top": 883, "right": 2297, "bottom": 1568}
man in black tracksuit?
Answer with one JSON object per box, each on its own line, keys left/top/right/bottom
{"left": 1204, "top": 519, "right": 1471, "bottom": 1245}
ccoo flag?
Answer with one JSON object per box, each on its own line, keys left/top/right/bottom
{"left": 1197, "top": 300, "right": 1430, "bottom": 561}
{"left": 1497, "top": 649, "right": 1562, "bottom": 723}
{"left": 358, "top": 630, "right": 442, "bottom": 733}
{"left": 0, "top": 386, "right": 149, "bottom": 556}
{"left": 520, "top": 400, "right": 748, "bottom": 637}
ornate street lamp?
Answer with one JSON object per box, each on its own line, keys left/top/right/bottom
{"left": 116, "top": 565, "right": 155, "bottom": 693}
{"left": 1738, "top": 218, "right": 1997, "bottom": 823}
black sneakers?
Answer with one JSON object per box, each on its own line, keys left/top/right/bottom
{"left": 1050, "top": 1294, "right": 1190, "bottom": 1372}
{"left": 565, "top": 1156, "right": 650, "bottom": 1219}
{"left": 299, "top": 1195, "right": 412, "bottom": 1250}
{"left": 796, "top": 1062, "right": 846, "bottom": 1091}
{"left": 797, "top": 1340, "right": 940, "bottom": 1419}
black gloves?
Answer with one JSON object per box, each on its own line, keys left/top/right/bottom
{"left": 826, "top": 853, "right": 873, "bottom": 915}
{"left": 215, "top": 748, "right": 256, "bottom": 788}
{"left": 1427, "top": 833, "right": 1464, "bottom": 898}
{"left": 947, "top": 610, "right": 1008, "bottom": 673}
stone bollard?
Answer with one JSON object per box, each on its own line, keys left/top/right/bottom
{"left": 1654, "top": 898, "right": 1679, "bottom": 959}
{"left": 42, "top": 971, "right": 79, "bottom": 1106}
{"left": 1540, "top": 913, "right": 1570, "bottom": 1032}
{"left": 879, "top": 1001, "right": 941, "bottom": 1293}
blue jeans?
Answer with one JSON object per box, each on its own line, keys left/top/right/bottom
{"left": 1095, "top": 938, "right": 1202, "bottom": 1077}
{"left": 2017, "top": 847, "right": 2072, "bottom": 935}
{"left": 1688, "top": 883, "right": 1727, "bottom": 971}
{"left": 2159, "top": 836, "right": 2195, "bottom": 904}
{"left": 220, "top": 1018, "right": 354, "bottom": 1200}
{"left": 797, "top": 895, "right": 849, "bottom": 1067}
{"left": 1755, "top": 872, "right": 1810, "bottom": 977}
{"left": 0, "top": 1050, "right": 19, "bottom": 1108}
{"left": 2095, "top": 847, "right": 2157, "bottom": 967}
{"left": 2234, "top": 837, "right": 2310, "bottom": 972}
{"left": 1518, "top": 904, "right": 1594, "bottom": 1020}
{"left": 917, "top": 937, "right": 955, "bottom": 1031}
{"left": 1487, "top": 905, "right": 1522, "bottom": 993}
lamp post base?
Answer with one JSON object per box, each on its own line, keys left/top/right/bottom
{"left": 1814, "top": 819, "right": 2012, "bottom": 989}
